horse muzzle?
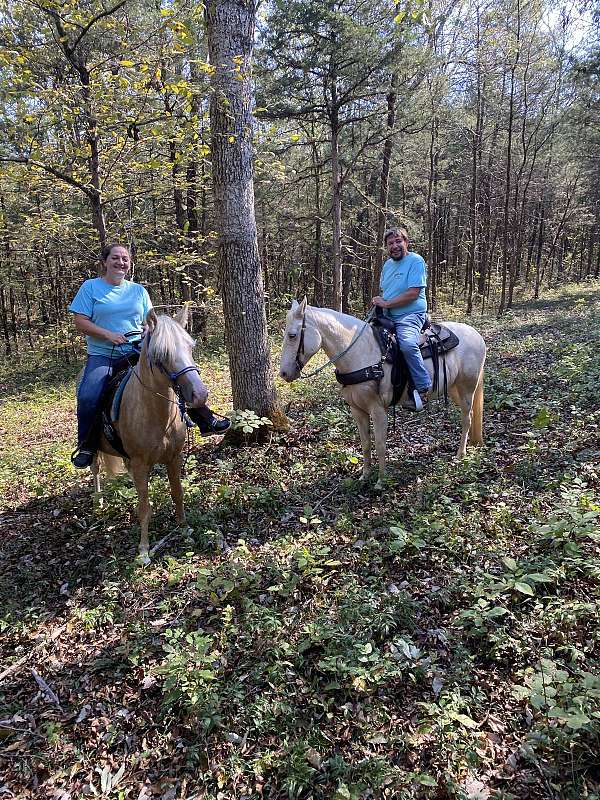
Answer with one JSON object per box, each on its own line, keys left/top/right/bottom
{"left": 279, "top": 366, "right": 300, "bottom": 383}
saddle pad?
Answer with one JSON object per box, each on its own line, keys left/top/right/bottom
{"left": 110, "top": 368, "right": 132, "bottom": 422}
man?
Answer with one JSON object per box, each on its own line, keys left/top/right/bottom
{"left": 372, "top": 227, "right": 432, "bottom": 412}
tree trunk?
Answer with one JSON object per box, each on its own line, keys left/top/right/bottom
{"left": 373, "top": 73, "right": 397, "bottom": 295}
{"left": 330, "top": 96, "right": 343, "bottom": 311}
{"left": 498, "top": 0, "right": 521, "bottom": 315}
{"left": 206, "top": 0, "right": 286, "bottom": 428}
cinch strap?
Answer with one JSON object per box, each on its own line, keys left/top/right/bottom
{"left": 335, "top": 362, "right": 385, "bottom": 386}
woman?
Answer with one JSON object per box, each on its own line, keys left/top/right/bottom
{"left": 69, "top": 243, "right": 229, "bottom": 468}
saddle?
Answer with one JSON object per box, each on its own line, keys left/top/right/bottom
{"left": 371, "top": 310, "right": 459, "bottom": 405}
{"left": 335, "top": 308, "right": 459, "bottom": 407}
{"left": 100, "top": 367, "right": 133, "bottom": 458}
{"left": 84, "top": 353, "right": 139, "bottom": 459}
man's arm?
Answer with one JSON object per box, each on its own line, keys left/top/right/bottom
{"left": 372, "top": 286, "right": 421, "bottom": 309}
{"left": 73, "top": 313, "right": 128, "bottom": 345}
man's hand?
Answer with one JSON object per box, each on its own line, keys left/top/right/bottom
{"left": 372, "top": 296, "right": 388, "bottom": 308}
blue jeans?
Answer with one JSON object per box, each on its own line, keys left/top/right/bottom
{"left": 394, "top": 312, "right": 432, "bottom": 393}
{"left": 76, "top": 356, "right": 114, "bottom": 446}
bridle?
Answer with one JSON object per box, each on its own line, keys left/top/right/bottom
{"left": 291, "top": 306, "right": 375, "bottom": 380}
{"left": 130, "top": 330, "right": 203, "bottom": 419}
{"left": 294, "top": 312, "right": 308, "bottom": 374}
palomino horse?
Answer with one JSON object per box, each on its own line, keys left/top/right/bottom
{"left": 92, "top": 306, "right": 208, "bottom": 563}
{"left": 280, "top": 299, "right": 486, "bottom": 489}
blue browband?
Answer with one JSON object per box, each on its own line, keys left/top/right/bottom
{"left": 143, "top": 330, "right": 202, "bottom": 420}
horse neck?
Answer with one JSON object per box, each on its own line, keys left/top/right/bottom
{"left": 134, "top": 350, "right": 179, "bottom": 420}
{"left": 309, "top": 307, "right": 379, "bottom": 371}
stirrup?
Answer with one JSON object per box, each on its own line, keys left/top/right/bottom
{"left": 401, "top": 388, "right": 427, "bottom": 413}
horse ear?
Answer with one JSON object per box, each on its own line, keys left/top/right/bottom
{"left": 293, "top": 297, "right": 307, "bottom": 319}
{"left": 174, "top": 304, "right": 189, "bottom": 329}
{"left": 146, "top": 309, "right": 158, "bottom": 332}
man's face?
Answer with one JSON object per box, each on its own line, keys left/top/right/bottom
{"left": 385, "top": 234, "right": 407, "bottom": 261}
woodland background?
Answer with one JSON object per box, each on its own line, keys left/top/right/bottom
{"left": 2, "top": 2, "right": 600, "bottom": 798}
{"left": 0, "top": 0, "right": 599, "bottom": 359}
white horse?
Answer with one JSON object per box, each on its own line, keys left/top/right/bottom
{"left": 280, "top": 298, "right": 486, "bottom": 489}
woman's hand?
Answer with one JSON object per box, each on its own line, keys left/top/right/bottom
{"left": 105, "top": 331, "right": 129, "bottom": 345}
{"left": 372, "top": 296, "right": 388, "bottom": 309}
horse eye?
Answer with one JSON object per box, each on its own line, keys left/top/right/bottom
{"left": 288, "top": 332, "right": 297, "bottom": 340}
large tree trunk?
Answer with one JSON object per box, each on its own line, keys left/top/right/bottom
{"left": 330, "top": 97, "right": 343, "bottom": 311}
{"left": 206, "top": 0, "right": 286, "bottom": 428}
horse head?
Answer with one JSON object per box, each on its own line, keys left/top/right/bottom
{"left": 145, "top": 307, "right": 208, "bottom": 407}
{"left": 279, "top": 297, "right": 322, "bottom": 382}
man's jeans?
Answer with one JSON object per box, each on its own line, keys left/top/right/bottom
{"left": 394, "top": 312, "right": 432, "bottom": 393}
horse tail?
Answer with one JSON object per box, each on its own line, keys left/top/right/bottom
{"left": 468, "top": 367, "right": 484, "bottom": 445}
{"left": 97, "top": 451, "right": 127, "bottom": 478}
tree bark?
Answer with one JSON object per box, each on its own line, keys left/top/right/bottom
{"left": 373, "top": 73, "right": 397, "bottom": 296}
{"left": 206, "top": 0, "right": 286, "bottom": 428}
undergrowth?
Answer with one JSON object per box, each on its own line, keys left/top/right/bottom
{"left": 1, "top": 282, "right": 599, "bottom": 799}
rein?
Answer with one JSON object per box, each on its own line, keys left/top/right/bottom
{"left": 296, "top": 307, "right": 376, "bottom": 380}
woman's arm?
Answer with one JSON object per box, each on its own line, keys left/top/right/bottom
{"left": 73, "top": 314, "right": 128, "bottom": 345}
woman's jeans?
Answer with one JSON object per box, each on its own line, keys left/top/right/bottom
{"left": 77, "top": 352, "right": 138, "bottom": 447}
{"left": 76, "top": 356, "right": 114, "bottom": 447}
{"left": 394, "top": 312, "right": 432, "bottom": 393}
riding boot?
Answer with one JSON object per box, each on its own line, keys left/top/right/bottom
{"left": 187, "top": 406, "right": 231, "bottom": 435}
{"left": 71, "top": 416, "right": 102, "bottom": 468}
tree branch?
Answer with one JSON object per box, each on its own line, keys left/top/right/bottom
{"left": 0, "top": 156, "right": 94, "bottom": 197}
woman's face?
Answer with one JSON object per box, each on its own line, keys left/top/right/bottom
{"left": 103, "top": 246, "right": 131, "bottom": 285}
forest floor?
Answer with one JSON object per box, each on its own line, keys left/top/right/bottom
{"left": 1, "top": 283, "right": 599, "bottom": 800}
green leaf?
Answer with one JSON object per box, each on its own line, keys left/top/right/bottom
{"left": 414, "top": 773, "right": 437, "bottom": 786}
{"left": 502, "top": 556, "right": 518, "bottom": 572}
{"left": 333, "top": 784, "right": 351, "bottom": 800}
{"left": 486, "top": 606, "right": 509, "bottom": 618}
{"left": 514, "top": 581, "right": 535, "bottom": 596}
{"left": 526, "top": 572, "right": 553, "bottom": 583}
{"left": 453, "top": 713, "right": 479, "bottom": 729}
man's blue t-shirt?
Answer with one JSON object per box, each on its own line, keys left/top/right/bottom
{"left": 380, "top": 251, "right": 428, "bottom": 320}
{"left": 69, "top": 277, "right": 153, "bottom": 356}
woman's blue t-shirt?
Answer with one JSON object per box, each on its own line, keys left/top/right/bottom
{"left": 69, "top": 277, "right": 153, "bottom": 356}
{"left": 380, "top": 251, "right": 428, "bottom": 320}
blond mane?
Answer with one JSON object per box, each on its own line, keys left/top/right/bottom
{"left": 147, "top": 314, "right": 195, "bottom": 367}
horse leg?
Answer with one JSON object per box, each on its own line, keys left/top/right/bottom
{"left": 131, "top": 462, "right": 152, "bottom": 564}
{"left": 166, "top": 457, "right": 186, "bottom": 525}
{"left": 90, "top": 456, "right": 102, "bottom": 509}
{"left": 371, "top": 405, "right": 388, "bottom": 490}
{"left": 349, "top": 404, "right": 372, "bottom": 482}
{"left": 449, "top": 384, "right": 474, "bottom": 459}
